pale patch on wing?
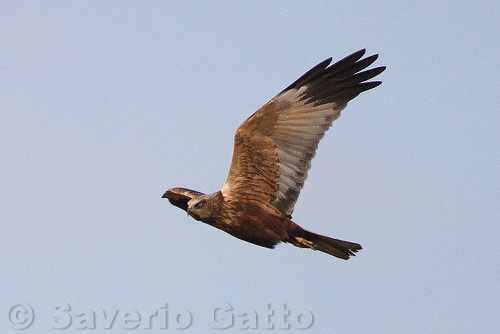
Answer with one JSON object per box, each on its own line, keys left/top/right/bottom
{"left": 270, "top": 91, "right": 344, "bottom": 216}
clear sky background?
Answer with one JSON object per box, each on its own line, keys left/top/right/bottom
{"left": 1, "top": 1, "right": 499, "bottom": 333}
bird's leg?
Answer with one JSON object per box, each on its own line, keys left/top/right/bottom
{"left": 293, "top": 236, "right": 317, "bottom": 250}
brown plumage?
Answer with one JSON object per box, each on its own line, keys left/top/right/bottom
{"left": 163, "top": 49, "right": 385, "bottom": 259}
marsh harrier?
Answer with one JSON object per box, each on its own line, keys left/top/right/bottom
{"left": 163, "top": 49, "right": 385, "bottom": 259}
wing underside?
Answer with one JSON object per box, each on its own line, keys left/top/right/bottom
{"left": 222, "top": 49, "right": 385, "bottom": 216}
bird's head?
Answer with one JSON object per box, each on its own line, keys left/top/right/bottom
{"left": 186, "top": 194, "right": 214, "bottom": 221}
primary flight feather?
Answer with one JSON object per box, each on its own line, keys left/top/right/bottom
{"left": 163, "top": 49, "right": 385, "bottom": 259}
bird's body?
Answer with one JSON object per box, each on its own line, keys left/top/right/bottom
{"left": 163, "top": 49, "right": 385, "bottom": 259}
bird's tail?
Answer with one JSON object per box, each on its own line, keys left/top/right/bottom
{"left": 293, "top": 229, "right": 362, "bottom": 260}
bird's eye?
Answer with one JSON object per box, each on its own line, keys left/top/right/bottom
{"left": 195, "top": 201, "right": 204, "bottom": 208}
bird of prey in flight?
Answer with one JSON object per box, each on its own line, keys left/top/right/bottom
{"left": 163, "top": 49, "right": 385, "bottom": 259}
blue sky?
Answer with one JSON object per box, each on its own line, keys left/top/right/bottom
{"left": 1, "top": 1, "right": 499, "bottom": 333}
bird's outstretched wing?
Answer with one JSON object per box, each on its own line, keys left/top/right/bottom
{"left": 162, "top": 187, "right": 205, "bottom": 211}
{"left": 221, "top": 49, "right": 385, "bottom": 216}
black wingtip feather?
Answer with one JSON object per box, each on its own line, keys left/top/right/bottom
{"left": 329, "top": 81, "right": 383, "bottom": 103}
{"left": 280, "top": 57, "right": 332, "bottom": 93}
{"left": 329, "top": 54, "right": 380, "bottom": 80}
{"left": 338, "top": 66, "right": 386, "bottom": 87}
{"left": 325, "top": 49, "right": 367, "bottom": 77}
{"left": 278, "top": 49, "right": 384, "bottom": 107}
